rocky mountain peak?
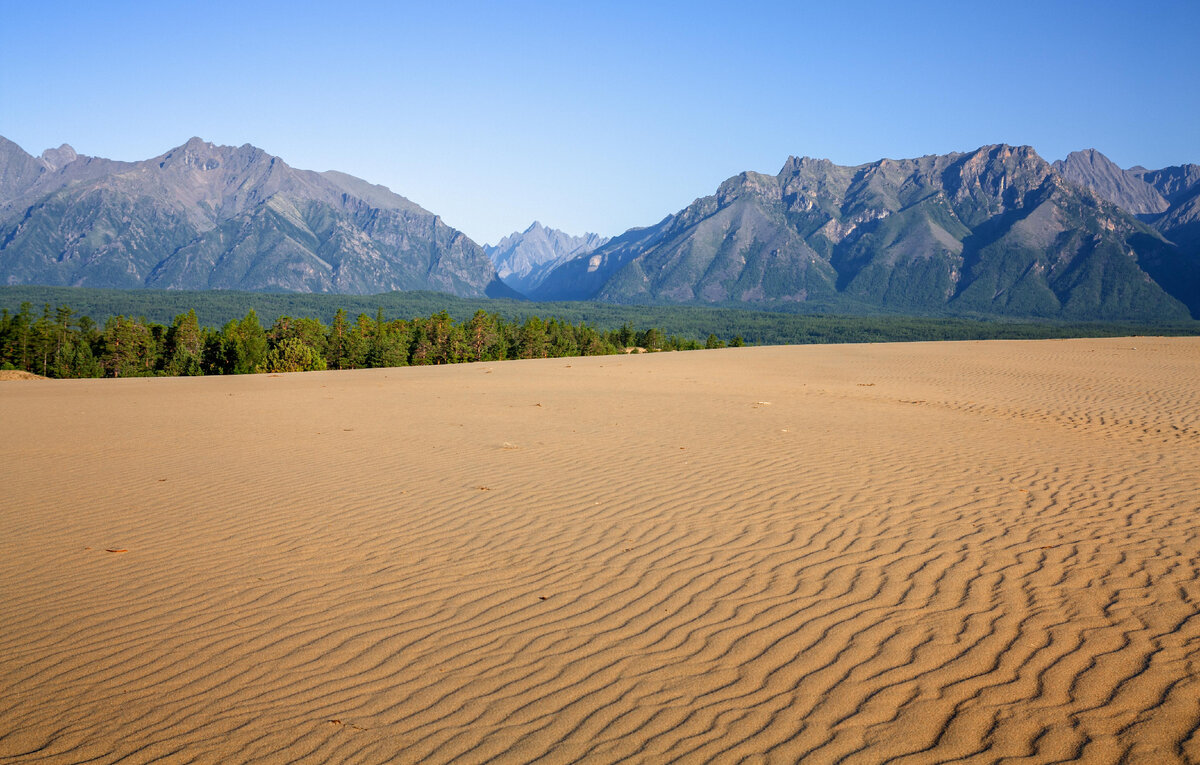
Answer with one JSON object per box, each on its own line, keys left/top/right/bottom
{"left": 39, "top": 144, "right": 78, "bottom": 171}
{"left": 1052, "top": 149, "right": 1168, "bottom": 214}
{"left": 153, "top": 137, "right": 274, "bottom": 175}
{"left": 777, "top": 156, "right": 855, "bottom": 212}
{"left": 780, "top": 156, "right": 836, "bottom": 174}
{"left": 963, "top": 144, "right": 1047, "bottom": 177}
{"left": 717, "top": 171, "right": 781, "bottom": 205}
{"left": 941, "top": 144, "right": 1054, "bottom": 205}
{"left": 157, "top": 138, "right": 217, "bottom": 170}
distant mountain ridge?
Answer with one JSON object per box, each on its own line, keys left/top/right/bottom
{"left": 532, "top": 145, "right": 1200, "bottom": 320}
{"left": 0, "top": 136, "right": 516, "bottom": 297}
{"left": 485, "top": 221, "right": 609, "bottom": 294}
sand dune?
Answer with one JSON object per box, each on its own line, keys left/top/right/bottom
{"left": 2, "top": 337, "right": 1198, "bottom": 764}
{"left": 0, "top": 370, "right": 45, "bottom": 381}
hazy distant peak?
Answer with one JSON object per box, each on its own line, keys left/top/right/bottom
{"left": 486, "top": 221, "right": 611, "bottom": 294}
{"left": 39, "top": 143, "right": 78, "bottom": 171}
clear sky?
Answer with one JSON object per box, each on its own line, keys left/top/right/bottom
{"left": 3, "top": 0, "right": 1198, "bottom": 245}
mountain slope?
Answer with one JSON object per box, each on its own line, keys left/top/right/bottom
{"left": 0, "top": 137, "right": 514, "bottom": 297}
{"left": 535, "top": 145, "right": 1196, "bottom": 320}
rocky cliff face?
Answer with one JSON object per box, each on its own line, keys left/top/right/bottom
{"left": 0, "top": 137, "right": 515, "bottom": 297}
{"left": 534, "top": 145, "right": 1199, "bottom": 320}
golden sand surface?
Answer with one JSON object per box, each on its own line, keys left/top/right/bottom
{"left": 1, "top": 337, "right": 1198, "bottom": 764}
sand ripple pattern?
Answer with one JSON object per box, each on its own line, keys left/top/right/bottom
{"left": 1, "top": 337, "right": 1198, "bottom": 764}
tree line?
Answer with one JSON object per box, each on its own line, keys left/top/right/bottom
{"left": 0, "top": 302, "right": 737, "bottom": 378}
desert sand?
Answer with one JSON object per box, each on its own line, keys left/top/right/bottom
{"left": 1, "top": 337, "right": 1198, "bottom": 764}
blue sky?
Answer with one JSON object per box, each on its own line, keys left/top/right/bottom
{"left": 3, "top": 1, "right": 1198, "bottom": 244}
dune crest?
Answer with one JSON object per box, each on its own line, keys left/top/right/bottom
{"left": 2, "top": 337, "right": 1198, "bottom": 763}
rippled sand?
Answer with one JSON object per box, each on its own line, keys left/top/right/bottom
{"left": 2, "top": 337, "right": 1198, "bottom": 764}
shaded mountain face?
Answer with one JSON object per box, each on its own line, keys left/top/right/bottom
{"left": 1134, "top": 163, "right": 1200, "bottom": 245}
{"left": 534, "top": 145, "right": 1199, "bottom": 320}
{"left": 1125, "top": 163, "right": 1200, "bottom": 315}
{"left": 485, "top": 221, "right": 609, "bottom": 295}
{"left": 0, "top": 137, "right": 514, "bottom": 297}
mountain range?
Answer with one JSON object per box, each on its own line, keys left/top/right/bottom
{"left": 2, "top": 136, "right": 1198, "bottom": 320}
